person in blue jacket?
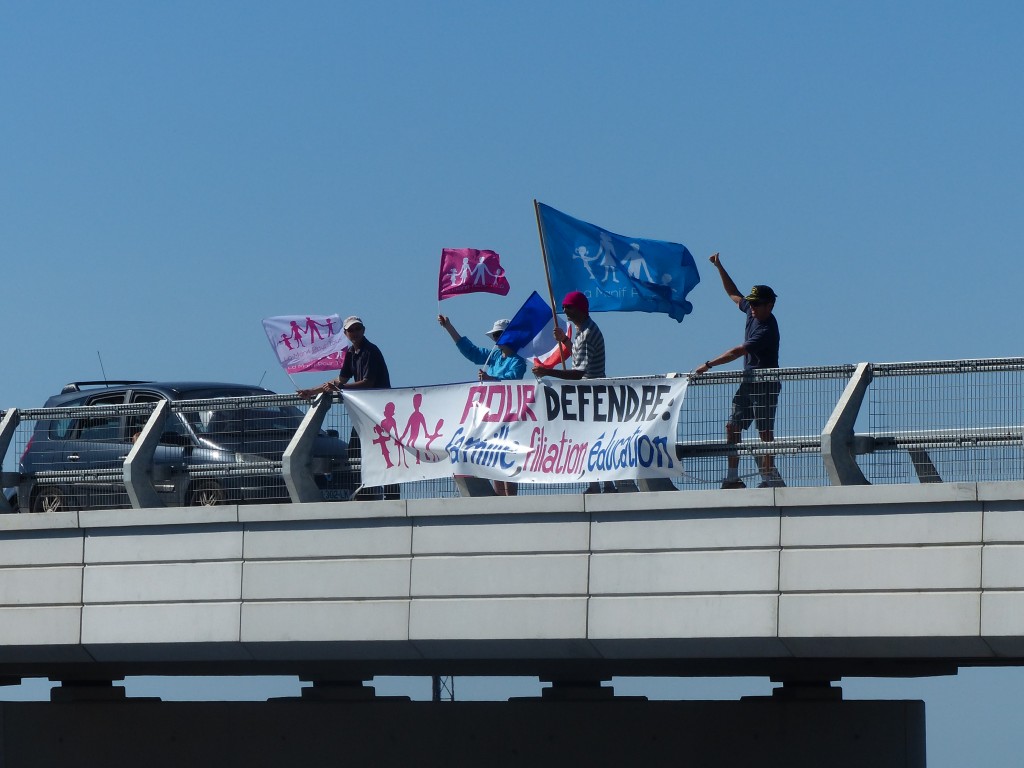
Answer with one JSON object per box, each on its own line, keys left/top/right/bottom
{"left": 438, "top": 313, "right": 526, "bottom": 495}
{"left": 437, "top": 315, "right": 527, "bottom": 382}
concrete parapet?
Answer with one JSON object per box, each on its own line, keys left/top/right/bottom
{"left": 0, "top": 482, "right": 1019, "bottom": 678}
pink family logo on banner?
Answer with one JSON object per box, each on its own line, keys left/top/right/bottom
{"left": 369, "top": 393, "right": 449, "bottom": 472}
{"left": 262, "top": 314, "right": 349, "bottom": 374}
{"left": 437, "top": 248, "right": 510, "bottom": 300}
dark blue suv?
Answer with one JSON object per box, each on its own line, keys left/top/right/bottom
{"left": 16, "top": 381, "right": 354, "bottom": 512}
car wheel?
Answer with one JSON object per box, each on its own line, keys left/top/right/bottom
{"left": 32, "top": 487, "right": 63, "bottom": 514}
{"left": 188, "top": 481, "right": 225, "bottom": 506}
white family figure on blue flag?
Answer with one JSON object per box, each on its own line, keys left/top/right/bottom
{"left": 596, "top": 231, "right": 619, "bottom": 283}
{"left": 622, "top": 243, "right": 654, "bottom": 283}
{"left": 536, "top": 201, "right": 700, "bottom": 323}
{"left": 573, "top": 245, "right": 598, "bottom": 281}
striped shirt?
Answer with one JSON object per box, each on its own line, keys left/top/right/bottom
{"left": 572, "top": 317, "right": 606, "bottom": 378}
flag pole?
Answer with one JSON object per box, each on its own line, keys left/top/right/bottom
{"left": 533, "top": 199, "right": 568, "bottom": 370}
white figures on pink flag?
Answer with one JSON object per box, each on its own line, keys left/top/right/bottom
{"left": 471, "top": 254, "right": 499, "bottom": 286}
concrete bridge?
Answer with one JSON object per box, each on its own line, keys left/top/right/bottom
{"left": 2, "top": 480, "right": 1023, "bottom": 766}
{"left": 2, "top": 359, "right": 1024, "bottom": 765}
{"left": 3, "top": 482, "right": 1022, "bottom": 681}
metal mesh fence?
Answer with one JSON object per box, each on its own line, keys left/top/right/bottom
{"left": 676, "top": 366, "right": 855, "bottom": 490}
{"left": 861, "top": 358, "right": 1024, "bottom": 484}
{"left": 4, "top": 359, "right": 1024, "bottom": 511}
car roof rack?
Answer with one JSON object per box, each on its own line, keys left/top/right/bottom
{"left": 60, "top": 380, "right": 151, "bottom": 394}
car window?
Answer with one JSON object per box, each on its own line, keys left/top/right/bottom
{"left": 49, "top": 392, "right": 128, "bottom": 442}
{"left": 129, "top": 392, "right": 195, "bottom": 445}
{"left": 78, "top": 415, "right": 122, "bottom": 442}
{"left": 48, "top": 418, "right": 74, "bottom": 440}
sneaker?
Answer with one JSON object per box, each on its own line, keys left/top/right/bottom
{"left": 720, "top": 479, "right": 746, "bottom": 490}
{"left": 757, "top": 478, "right": 786, "bottom": 488}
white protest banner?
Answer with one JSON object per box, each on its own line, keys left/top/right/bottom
{"left": 342, "top": 377, "right": 687, "bottom": 487}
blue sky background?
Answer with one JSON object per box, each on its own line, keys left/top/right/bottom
{"left": 2, "top": 2, "right": 1023, "bottom": 764}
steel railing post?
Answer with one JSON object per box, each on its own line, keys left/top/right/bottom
{"left": 0, "top": 409, "right": 21, "bottom": 512}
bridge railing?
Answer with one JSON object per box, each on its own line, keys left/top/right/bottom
{"left": 859, "top": 358, "right": 1024, "bottom": 485}
{"left": 2, "top": 357, "right": 1023, "bottom": 510}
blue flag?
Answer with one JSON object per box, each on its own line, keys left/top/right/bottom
{"left": 497, "top": 291, "right": 553, "bottom": 353}
{"left": 537, "top": 202, "right": 700, "bottom": 322}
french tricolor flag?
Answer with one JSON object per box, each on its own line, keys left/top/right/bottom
{"left": 497, "top": 291, "right": 572, "bottom": 366}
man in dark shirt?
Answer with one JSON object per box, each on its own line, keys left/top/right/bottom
{"left": 693, "top": 253, "right": 783, "bottom": 489}
{"left": 297, "top": 316, "right": 391, "bottom": 396}
{"left": 297, "top": 316, "right": 396, "bottom": 499}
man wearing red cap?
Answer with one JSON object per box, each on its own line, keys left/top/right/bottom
{"left": 534, "top": 291, "right": 618, "bottom": 494}
{"left": 532, "top": 291, "right": 605, "bottom": 380}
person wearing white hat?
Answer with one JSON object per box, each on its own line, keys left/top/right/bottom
{"left": 437, "top": 314, "right": 527, "bottom": 383}
{"left": 437, "top": 313, "right": 527, "bottom": 496}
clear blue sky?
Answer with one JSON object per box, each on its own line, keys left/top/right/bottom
{"left": 2, "top": 2, "right": 1023, "bottom": 764}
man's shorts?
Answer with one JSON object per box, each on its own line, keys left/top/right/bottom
{"left": 728, "top": 379, "right": 781, "bottom": 434}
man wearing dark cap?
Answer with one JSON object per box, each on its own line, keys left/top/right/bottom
{"left": 694, "top": 253, "right": 783, "bottom": 489}
{"left": 297, "top": 315, "right": 397, "bottom": 500}
{"left": 532, "top": 291, "right": 605, "bottom": 380}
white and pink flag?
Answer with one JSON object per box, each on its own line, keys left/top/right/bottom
{"left": 262, "top": 315, "right": 349, "bottom": 374}
{"left": 438, "top": 248, "right": 510, "bottom": 300}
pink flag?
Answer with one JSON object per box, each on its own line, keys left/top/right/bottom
{"left": 262, "top": 315, "right": 349, "bottom": 374}
{"left": 438, "top": 248, "right": 510, "bottom": 301}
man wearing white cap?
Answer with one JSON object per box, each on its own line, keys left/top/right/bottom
{"left": 297, "top": 315, "right": 391, "bottom": 397}
{"left": 297, "top": 315, "right": 396, "bottom": 500}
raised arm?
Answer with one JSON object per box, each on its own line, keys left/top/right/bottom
{"left": 709, "top": 252, "right": 743, "bottom": 306}
{"left": 438, "top": 314, "right": 461, "bottom": 343}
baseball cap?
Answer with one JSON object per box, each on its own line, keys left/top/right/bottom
{"left": 343, "top": 316, "right": 364, "bottom": 331}
{"left": 562, "top": 291, "right": 589, "bottom": 312}
{"left": 744, "top": 285, "right": 777, "bottom": 303}
{"left": 487, "top": 319, "right": 511, "bottom": 338}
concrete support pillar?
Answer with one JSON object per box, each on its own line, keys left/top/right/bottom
{"left": 822, "top": 362, "right": 873, "bottom": 486}
{"left": 283, "top": 394, "right": 332, "bottom": 503}
{"left": 124, "top": 401, "right": 168, "bottom": 509}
